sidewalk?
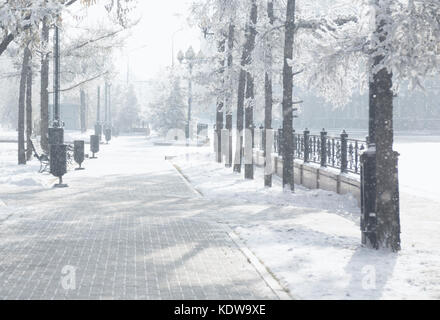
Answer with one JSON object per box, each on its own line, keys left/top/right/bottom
{"left": 0, "top": 136, "right": 282, "bottom": 300}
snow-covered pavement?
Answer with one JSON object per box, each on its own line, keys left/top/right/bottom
{"left": 1, "top": 134, "right": 439, "bottom": 300}
{"left": 172, "top": 150, "right": 440, "bottom": 300}
{"left": 0, "top": 137, "right": 281, "bottom": 300}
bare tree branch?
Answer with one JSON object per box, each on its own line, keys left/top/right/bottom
{"left": 49, "top": 71, "right": 109, "bottom": 93}
{"left": 67, "top": 29, "right": 125, "bottom": 52}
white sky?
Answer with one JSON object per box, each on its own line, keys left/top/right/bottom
{"left": 113, "top": 0, "right": 201, "bottom": 82}
{"left": 71, "top": 0, "right": 201, "bottom": 83}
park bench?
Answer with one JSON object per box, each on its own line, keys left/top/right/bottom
{"left": 28, "top": 138, "right": 75, "bottom": 173}
{"left": 28, "top": 138, "right": 50, "bottom": 173}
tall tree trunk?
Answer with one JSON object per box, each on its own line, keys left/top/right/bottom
{"left": 80, "top": 89, "right": 86, "bottom": 132}
{"left": 368, "top": 0, "right": 401, "bottom": 251}
{"left": 225, "top": 23, "right": 235, "bottom": 168}
{"left": 244, "top": 70, "right": 255, "bottom": 179}
{"left": 264, "top": 0, "right": 275, "bottom": 187}
{"left": 216, "top": 38, "right": 226, "bottom": 163}
{"left": 233, "top": 0, "right": 258, "bottom": 173}
{"left": 97, "top": 86, "right": 101, "bottom": 123}
{"left": 233, "top": 69, "right": 246, "bottom": 173}
{"left": 26, "top": 48, "right": 33, "bottom": 161}
{"left": 281, "top": 0, "right": 296, "bottom": 191}
{"left": 40, "top": 17, "right": 49, "bottom": 153}
{"left": 18, "top": 47, "right": 31, "bottom": 165}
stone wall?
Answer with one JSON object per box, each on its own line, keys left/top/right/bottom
{"left": 253, "top": 150, "right": 361, "bottom": 205}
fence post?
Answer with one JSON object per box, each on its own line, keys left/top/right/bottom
{"left": 320, "top": 129, "right": 327, "bottom": 167}
{"left": 303, "top": 128, "right": 310, "bottom": 163}
{"left": 340, "top": 130, "right": 348, "bottom": 173}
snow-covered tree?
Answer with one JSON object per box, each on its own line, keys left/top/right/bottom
{"left": 148, "top": 72, "right": 187, "bottom": 137}
{"left": 114, "top": 84, "right": 140, "bottom": 133}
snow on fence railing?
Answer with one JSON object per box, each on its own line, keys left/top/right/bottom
{"left": 257, "top": 128, "right": 367, "bottom": 175}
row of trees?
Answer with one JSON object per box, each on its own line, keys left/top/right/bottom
{"left": 0, "top": 0, "right": 137, "bottom": 163}
{"left": 189, "top": 0, "right": 440, "bottom": 252}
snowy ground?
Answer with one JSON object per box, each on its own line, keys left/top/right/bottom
{"left": 0, "top": 128, "right": 94, "bottom": 143}
{"left": 172, "top": 147, "right": 440, "bottom": 300}
{"left": 1, "top": 130, "right": 440, "bottom": 299}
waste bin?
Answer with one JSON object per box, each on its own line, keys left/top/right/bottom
{"left": 48, "top": 127, "right": 64, "bottom": 145}
{"left": 104, "top": 128, "right": 112, "bottom": 144}
{"left": 90, "top": 135, "right": 100, "bottom": 159}
{"left": 95, "top": 124, "right": 103, "bottom": 140}
{"left": 50, "top": 144, "right": 68, "bottom": 187}
{"left": 74, "top": 140, "right": 85, "bottom": 170}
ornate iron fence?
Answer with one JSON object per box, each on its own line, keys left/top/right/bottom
{"left": 263, "top": 128, "right": 366, "bottom": 175}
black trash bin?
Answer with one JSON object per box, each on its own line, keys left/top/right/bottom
{"left": 74, "top": 140, "right": 85, "bottom": 170}
{"left": 104, "top": 128, "right": 112, "bottom": 144}
{"left": 90, "top": 135, "right": 100, "bottom": 159}
{"left": 95, "top": 124, "right": 103, "bottom": 141}
{"left": 48, "top": 127, "right": 64, "bottom": 145}
{"left": 50, "top": 144, "right": 68, "bottom": 188}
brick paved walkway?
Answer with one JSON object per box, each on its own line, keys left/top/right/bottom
{"left": 0, "top": 136, "right": 279, "bottom": 300}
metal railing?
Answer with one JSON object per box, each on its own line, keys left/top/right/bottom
{"left": 258, "top": 127, "right": 366, "bottom": 175}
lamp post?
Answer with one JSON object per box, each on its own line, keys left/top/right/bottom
{"left": 178, "top": 46, "right": 200, "bottom": 143}
{"left": 49, "top": 22, "right": 68, "bottom": 188}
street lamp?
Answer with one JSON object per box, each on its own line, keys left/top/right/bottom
{"left": 178, "top": 46, "right": 202, "bottom": 142}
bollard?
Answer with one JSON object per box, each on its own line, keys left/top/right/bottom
{"left": 50, "top": 144, "right": 68, "bottom": 188}
{"left": 90, "top": 135, "right": 100, "bottom": 159}
{"left": 320, "top": 129, "right": 327, "bottom": 167}
{"left": 74, "top": 140, "right": 85, "bottom": 170}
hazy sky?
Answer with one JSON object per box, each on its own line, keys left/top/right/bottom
{"left": 114, "top": 0, "right": 201, "bottom": 82}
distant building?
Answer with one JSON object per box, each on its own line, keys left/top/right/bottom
{"left": 49, "top": 104, "right": 80, "bottom": 130}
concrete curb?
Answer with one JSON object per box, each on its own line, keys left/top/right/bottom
{"left": 168, "top": 161, "right": 204, "bottom": 198}
{"left": 169, "top": 158, "right": 294, "bottom": 300}
{"left": 226, "top": 227, "right": 294, "bottom": 300}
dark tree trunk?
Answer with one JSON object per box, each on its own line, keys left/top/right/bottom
{"left": 40, "top": 17, "right": 49, "bottom": 153}
{"left": 97, "top": 86, "right": 101, "bottom": 123}
{"left": 244, "top": 71, "right": 255, "bottom": 179}
{"left": 0, "top": 34, "right": 14, "bottom": 57}
{"left": 233, "top": 69, "right": 246, "bottom": 173}
{"left": 216, "top": 38, "right": 226, "bottom": 163}
{"left": 26, "top": 48, "right": 33, "bottom": 161}
{"left": 233, "top": 0, "right": 258, "bottom": 173}
{"left": 264, "top": 0, "right": 275, "bottom": 187}
{"left": 18, "top": 47, "right": 31, "bottom": 165}
{"left": 225, "top": 23, "right": 235, "bottom": 168}
{"left": 368, "top": 0, "right": 401, "bottom": 252}
{"left": 80, "top": 89, "right": 86, "bottom": 133}
{"left": 281, "top": 0, "right": 296, "bottom": 191}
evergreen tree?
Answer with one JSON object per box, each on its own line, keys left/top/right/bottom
{"left": 115, "top": 85, "right": 140, "bottom": 132}
{"left": 149, "top": 75, "right": 186, "bottom": 136}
